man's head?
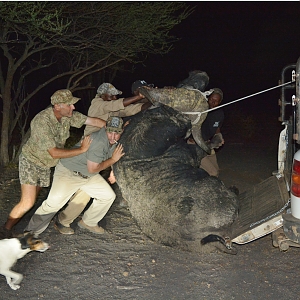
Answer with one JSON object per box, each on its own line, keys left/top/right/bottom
{"left": 105, "top": 116, "right": 124, "bottom": 145}
{"left": 97, "top": 83, "right": 122, "bottom": 101}
{"left": 51, "top": 89, "right": 80, "bottom": 117}
{"left": 131, "top": 80, "right": 154, "bottom": 95}
{"left": 208, "top": 88, "right": 223, "bottom": 109}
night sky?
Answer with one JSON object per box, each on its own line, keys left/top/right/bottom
{"left": 113, "top": 1, "right": 300, "bottom": 116}
{"left": 12, "top": 2, "right": 300, "bottom": 124}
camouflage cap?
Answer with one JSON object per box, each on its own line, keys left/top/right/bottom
{"left": 97, "top": 83, "right": 122, "bottom": 96}
{"left": 51, "top": 89, "right": 80, "bottom": 105}
{"left": 106, "top": 116, "right": 123, "bottom": 134}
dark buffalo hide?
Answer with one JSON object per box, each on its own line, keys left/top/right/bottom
{"left": 113, "top": 105, "right": 238, "bottom": 253}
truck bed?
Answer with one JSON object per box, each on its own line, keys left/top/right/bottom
{"left": 230, "top": 175, "right": 290, "bottom": 242}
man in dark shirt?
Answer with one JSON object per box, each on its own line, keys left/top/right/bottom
{"left": 200, "top": 88, "right": 224, "bottom": 176}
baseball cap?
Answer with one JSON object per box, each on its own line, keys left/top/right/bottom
{"left": 51, "top": 89, "right": 80, "bottom": 105}
{"left": 131, "top": 80, "right": 154, "bottom": 94}
{"left": 106, "top": 116, "right": 123, "bottom": 134}
{"left": 97, "top": 83, "right": 122, "bottom": 96}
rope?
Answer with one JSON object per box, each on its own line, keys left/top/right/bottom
{"left": 183, "top": 81, "right": 294, "bottom": 124}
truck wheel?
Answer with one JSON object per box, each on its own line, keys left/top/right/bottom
{"left": 279, "top": 241, "right": 289, "bottom": 251}
{"left": 272, "top": 228, "right": 285, "bottom": 248}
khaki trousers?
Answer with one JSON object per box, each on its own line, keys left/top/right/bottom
{"left": 26, "top": 162, "right": 115, "bottom": 234}
{"left": 58, "top": 189, "right": 91, "bottom": 227}
{"left": 200, "top": 151, "right": 220, "bottom": 177}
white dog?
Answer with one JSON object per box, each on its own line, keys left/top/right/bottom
{"left": 0, "top": 233, "right": 49, "bottom": 290}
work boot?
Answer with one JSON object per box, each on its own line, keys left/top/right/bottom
{"left": 54, "top": 219, "right": 74, "bottom": 235}
{"left": 78, "top": 219, "right": 105, "bottom": 234}
{"left": 0, "top": 225, "right": 15, "bottom": 239}
{"left": 22, "top": 230, "right": 39, "bottom": 238}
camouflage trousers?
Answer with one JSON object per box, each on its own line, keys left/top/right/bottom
{"left": 19, "top": 153, "right": 51, "bottom": 187}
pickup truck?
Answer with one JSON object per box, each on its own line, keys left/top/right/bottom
{"left": 227, "top": 57, "right": 300, "bottom": 251}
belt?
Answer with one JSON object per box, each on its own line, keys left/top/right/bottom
{"left": 73, "top": 171, "right": 89, "bottom": 179}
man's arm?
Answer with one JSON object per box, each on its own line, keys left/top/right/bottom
{"left": 48, "top": 136, "right": 92, "bottom": 159}
{"left": 141, "top": 101, "right": 152, "bottom": 111}
{"left": 208, "top": 130, "right": 224, "bottom": 149}
{"left": 87, "top": 144, "right": 125, "bottom": 173}
{"left": 85, "top": 117, "right": 106, "bottom": 128}
{"left": 108, "top": 170, "right": 116, "bottom": 184}
{"left": 123, "top": 94, "right": 145, "bottom": 107}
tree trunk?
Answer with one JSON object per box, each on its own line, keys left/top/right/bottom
{"left": 1, "top": 94, "right": 11, "bottom": 166}
{"left": 1, "top": 71, "right": 13, "bottom": 166}
{"left": 13, "top": 128, "right": 31, "bottom": 164}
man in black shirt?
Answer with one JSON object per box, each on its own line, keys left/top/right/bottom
{"left": 200, "top": 88, "right": 224, "bottom": 176}
{"left": 188, "top": 88, "right": 224, "bottom": 176}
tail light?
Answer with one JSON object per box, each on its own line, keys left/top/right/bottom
{"left": 291, "top": 158, "right": 300, "bottom": 197}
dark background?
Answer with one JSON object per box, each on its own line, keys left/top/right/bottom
{"left": 112, "top": 1, "right": 300, "bottom": 118}
{"left": 4, "top": 2, "right": 300, "bottom": 137}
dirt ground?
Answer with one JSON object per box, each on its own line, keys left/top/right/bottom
{"left": 1, "top": 121, "right": 300, "bottom": 300}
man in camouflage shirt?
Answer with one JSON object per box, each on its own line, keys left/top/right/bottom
{"left": 0, "top": 89, "right": 106, "bottom": 238}
{"left": 25, "top": 116, "right": 125, "bottom": 236}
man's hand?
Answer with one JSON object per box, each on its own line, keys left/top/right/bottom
{"left": 208, "top": 133, "right": 224, "bottom": 149}
{"left": 111, "top": 143, "right": 125, "bottom": 163}
{"left": 108, "top": 170, "right": 116, "bottom": 184}
{"left": 80, "top": 135, "right": 93, "bottom": 152}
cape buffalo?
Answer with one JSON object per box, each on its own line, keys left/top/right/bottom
{"left": 113, "top": 105, "right": 239, "bottom": 253}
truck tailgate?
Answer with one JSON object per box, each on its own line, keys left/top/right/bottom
{"left": 230, "top": 175, "right": 290, "bottom": 243}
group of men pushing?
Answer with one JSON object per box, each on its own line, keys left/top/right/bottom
{"left": 0, "top": 79, "right": 224, "bottom": 239}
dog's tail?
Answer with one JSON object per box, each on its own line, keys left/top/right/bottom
{"left": 201, "top": 234, "right": 237, "bottom": 255}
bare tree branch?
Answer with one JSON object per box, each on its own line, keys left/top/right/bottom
{"left": 0, "top": 2, "right": 192, "bottom": 165}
